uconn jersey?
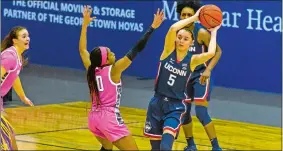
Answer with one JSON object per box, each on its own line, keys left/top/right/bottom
{"left": 154, "top": 51, "right": 193, "bottom": 100}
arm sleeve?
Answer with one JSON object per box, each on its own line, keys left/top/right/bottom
{"left": 126, "top": 26, "right": 155, "bottom": 61}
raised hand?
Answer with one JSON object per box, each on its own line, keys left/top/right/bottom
{"left": 82, "top": 5, "right": 96, "bottom": 26}
{"left": 151, "top": 8, "right": 165, "bottom": 29}
{"left": 193, "top": 5, "right": 205, "bottom": 21}
{"left": 20, "top": 96, "right": 34, "bottom": 106}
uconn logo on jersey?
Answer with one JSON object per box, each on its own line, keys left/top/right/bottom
{"left": 164, "top": 58, "right": 187, "bottom": 77}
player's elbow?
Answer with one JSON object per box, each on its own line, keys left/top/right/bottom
{"left": 79, "top": 43, "right": 83, "bottom": 50}
{"left": 216, "top": 44, "right": 222, "bottom": 53}
{"left": 169, "top": 26, "right": 178, "bottom": 32}
{"left": 213, "top": 47, "right": 222, "bottom": 60}
{"left": 79, "top": 44, "right": 86, "bottom": 52}
{"left": 79, "top": 49, "right": 86, "bottom": 54}
{"left": 207, "top": 52, "right": 215, "bottom": 59}
{"left": 217, "top": 47, "right": 222, "bottom": 57}
{"left": 79, "top": 50, "right": 84, "bottom": 55}
{"left": 79, "top": 47, "right": 83, "bottom": 52}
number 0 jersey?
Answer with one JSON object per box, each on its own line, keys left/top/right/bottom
{"left": 92, "top": 65, "right": 122, "bottom": 109}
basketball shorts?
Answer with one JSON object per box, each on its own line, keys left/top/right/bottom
{"left": 88, "top": 107, "right": 130, "bottom": 142}
{"left": 185, "top": 76, "right": 213, "bottom": 103}
{"left": 143, "top": 93, "right": 187, "bottom": 139}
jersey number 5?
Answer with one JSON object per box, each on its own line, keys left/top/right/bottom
{"left": 96, "top": 76, "right": 104, "bottom": 91}
{"left": 167, "top": 74, "right": 176, "bottom": 86}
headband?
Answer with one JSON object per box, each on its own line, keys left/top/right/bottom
{"left": 99, "top": 46, "right": 108, "bottom": 66}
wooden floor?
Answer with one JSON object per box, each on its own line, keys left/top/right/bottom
{"left": 4, "top": 101, "right": 282, "bottom": 150}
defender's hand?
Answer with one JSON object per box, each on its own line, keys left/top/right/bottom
{"left": 151, "top": 8, "right": 165, "bottom": 29}
{"left": 82, "top": 5, "right": 96, "bottom": 26}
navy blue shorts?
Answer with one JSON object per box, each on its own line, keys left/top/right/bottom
{"left": 143, "top": 93, "right": 187, "bottom": 139}
{"left": 185, "top": 76, "right": 213, "bottom": 103}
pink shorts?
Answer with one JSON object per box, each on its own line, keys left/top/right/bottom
{"left": 88, "top": 107, "right": 130, "bottom": 142}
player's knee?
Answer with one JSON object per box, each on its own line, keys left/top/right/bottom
{"left": 195, "top": 105, "right": 212, "bottom": 126}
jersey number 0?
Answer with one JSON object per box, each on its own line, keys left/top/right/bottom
{"left": 96, "top": 76, "right": 104, "bottom": 91}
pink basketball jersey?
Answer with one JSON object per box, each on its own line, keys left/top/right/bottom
{"left": 1, "top": 46, "right": 22, "bottom": 111}
{"left": 92, "top": 65, "right": 122, "bottom": 109}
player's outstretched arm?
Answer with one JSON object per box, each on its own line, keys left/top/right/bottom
{"left": 111, "top": 9, "right": 164, "bottom": 81}
{"left": 1, "top": 43, "right": 33, "bottom": 107}
{"left": 13, "top": 77, "right": 34, "bottom": 106}
{"left": 160, "top": 6, "right": 204, "bottom": 60}
{"left": 190, "top": 25, "right": 221, "bottom": 71}
{"left": 79, "top": 6, "right": 96, "bottom": 70}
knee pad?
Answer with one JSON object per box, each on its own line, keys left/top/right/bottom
{"left": 195, "top": 105, "right": 212, "bottom": 126}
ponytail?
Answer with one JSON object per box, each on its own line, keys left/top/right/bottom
{"left": 1, "top": 35, "right": 13, "bottom": 52}
{"left": 87, "top": 47, "right": 103, "bottom": 107}
{"left": 87, "top": 64, "right": 100, "bottom": 106}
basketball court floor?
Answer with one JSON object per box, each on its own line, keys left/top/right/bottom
{"left": 3, "top": 64, "right": 282, "bottom": 150}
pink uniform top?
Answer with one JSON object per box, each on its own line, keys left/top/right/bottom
{"left": 92, "top": 65, "right": 122, "bottom": 109}
{"left": 1, "top": 46, "right": 22, "bottom": 111}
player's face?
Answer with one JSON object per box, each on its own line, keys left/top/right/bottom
{"left": 175, "top": 29, "right": 193, "bottom": 52}
{"left": 106, "top": 48, "right": 116, "bottom": 65}
{"left": 180, "top": 7, "right": 195, "bottom": 27}
{"left": 13, "top": 29, "right": 30, "bottom": 51}
{"left": 180, "top": 7, "right": 195, "bottom": 20}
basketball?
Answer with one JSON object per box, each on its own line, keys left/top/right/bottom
{"left": 199, "top": 5, "right": 223, "bottom": 29}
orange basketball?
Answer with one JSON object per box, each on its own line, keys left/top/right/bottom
{"left": 199, "top": 5, "right": 223, "bottom": 29}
